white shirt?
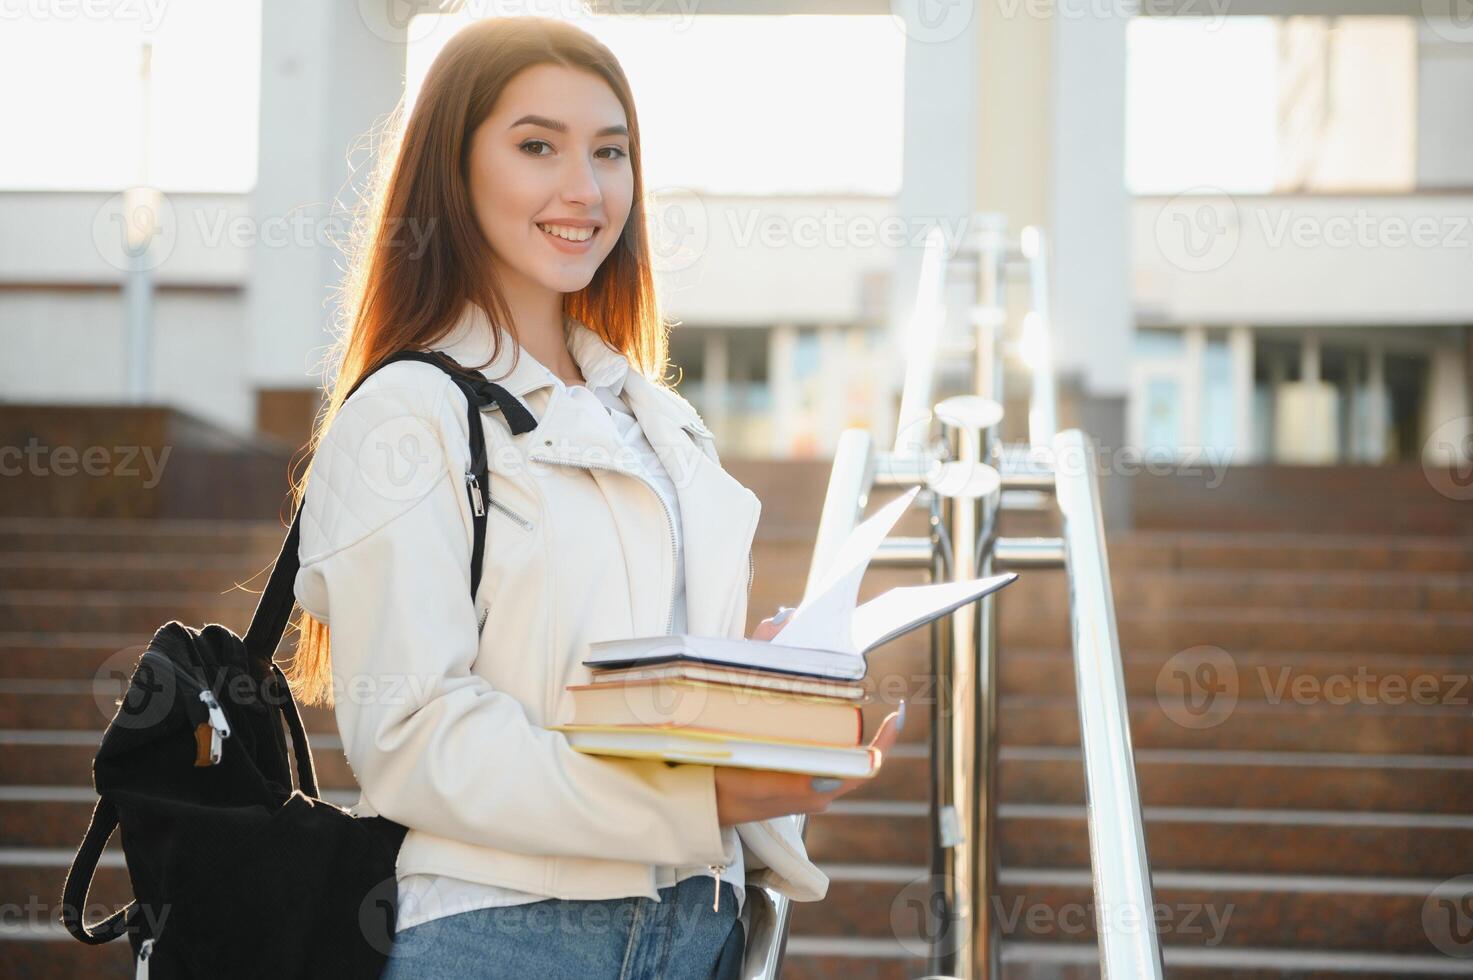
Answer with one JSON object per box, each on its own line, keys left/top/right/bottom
{"left": 396, "top": 370, "right": 745, "bottom": 931}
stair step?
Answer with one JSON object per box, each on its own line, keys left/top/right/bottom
{"left": 0, "top": 518, "right": 285, "bottom": 555}
{"left": 10, "top": 734, "right": 1469, "bottom": 819}
{"left": 7, "top": 685, "right": 1469, "bottom": 757}
{"left": 1005, "top": 569, "right": 1473, "bottom": 613}
{"left": 791, "top": 866, "right": 1473, "bottom": 956}
{"left": 1003, "top": 607, "right": 1473, "bottom": 656}
{"left": 8, "top": 731, "right": 1468, "bottom": 817}
{"left": 853, "top": 697, "right": 1473, "bottom": 755}
{"left": 0, "top": 593, "right": 258, "bottom": 633}
{"left": 783, "top": 941, "right": 1473, "bottom": 979}
{"left": 1108, "top": 533, "right": 1473, "bottom": 574}
{"left": 0, "top": 553, "right": 259, "bottom": 592}
{"left": 797, "top": 804, "right": 1473, "bottom": 878}
{"left": 8, "top": 785, "right": 1467, "bottom": 880}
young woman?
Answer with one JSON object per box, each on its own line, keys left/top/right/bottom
{"left": 286, "top": 17, "right": 902, "bottom": 980}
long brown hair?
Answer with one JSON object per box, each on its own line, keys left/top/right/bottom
{"left": 283, "top": 17, "right": 669, "bottom": 707}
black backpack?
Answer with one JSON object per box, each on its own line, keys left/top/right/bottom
{"left": 59, "top": 349, "right": 537, "bottom": 978}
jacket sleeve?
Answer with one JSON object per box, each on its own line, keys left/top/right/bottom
{"left": 292, "top": 364, "right": 729, "bottom": 867}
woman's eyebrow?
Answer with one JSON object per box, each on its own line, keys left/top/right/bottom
{"left": 509, "top": 114, "right": 628, "bottom": 138}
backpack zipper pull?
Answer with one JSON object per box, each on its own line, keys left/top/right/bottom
{"left": 198, "top": 689, "right": 230, "bottom": 765}
{"left": 708, "top": 864, "right": 725, "bottom": 912}
{"left": 465, "top": 471, "right": 485, "bottom": 516}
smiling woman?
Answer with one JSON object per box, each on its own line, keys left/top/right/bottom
{"left": 275, "top": 15, "right": 871, "bottom": 980}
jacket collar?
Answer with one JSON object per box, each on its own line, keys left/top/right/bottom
{"left": 430, "top": 299, "right": 754, "bottom": 638}
{"left": 429, "top": 300, "right": 709, "bottom": 435}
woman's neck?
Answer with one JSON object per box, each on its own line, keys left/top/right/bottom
{"left": 494, "top": 278, "right": 584, "bottom": 385}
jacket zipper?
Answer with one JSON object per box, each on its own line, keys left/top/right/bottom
{"left": 487, "top": 495, "right": 534, "bottom": 531}
{"left": 536, "top": 424, "right": 737, "bottom": 909}
{"left": 708, "top": 862, "right": 726, "bottom": 911}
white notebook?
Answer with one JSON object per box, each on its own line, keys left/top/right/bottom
{"left": 582, "top": 486, "right": 1018, "bottom": 681}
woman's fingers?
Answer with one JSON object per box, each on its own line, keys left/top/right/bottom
{"left": 809, "top": 700, "right": 908, "bottom": 804}
{"left": 749, "top": 605, "right": 797, "bottom": 643}
{"left": 868, "top": 700, "right": 906, "bottom": 754}
{"left": 750, "top": 618, "right": 781, "bottom": 643}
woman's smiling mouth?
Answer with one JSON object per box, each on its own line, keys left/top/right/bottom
{"left": 536, "top": 221, "right": 602, "bottom": 254}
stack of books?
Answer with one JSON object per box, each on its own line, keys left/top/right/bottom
{"left": 551, "top": 486, "right": 1017, "bottom": 778}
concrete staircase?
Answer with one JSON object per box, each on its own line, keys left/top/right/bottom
{"left": 4, "top": 509, "right": 1472, "bottom": 977}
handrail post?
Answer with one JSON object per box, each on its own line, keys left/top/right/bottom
{"left": 929, "top": 396, "right": 1004, "bottom": 979}
{"left": 1052, "top": 429, "right": 1166, "bottom": 979}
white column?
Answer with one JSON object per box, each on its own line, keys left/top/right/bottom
{"left": 818, "top": 323, "right": 845, "bottom": 455}
{"left": 1050, "top": 10, "right": 1131, "bottom": 399}
{"left": 1417, "top": 23, "right": 1473, "bottom": 188}
{"left": 1423, "top": 344, "right": 1473, "bottom": 466}
{"left": 1346, "top": 349, "right": 1364, "bottom": 461}
{"left": 769, "top": 323, "right": 799, "bottom": 457}
{"left": 1280, "top": 330, "right": 1338, "bottom": 463}
{"left": 1267, "top": 353, "right": 1288, "bottom": 462}
{"left": 1301, "top": 331, "right": 1321, "bottom": 384}
{"left": 248, "top": 0, "right": 407, "bottom": 389}
{"left": 1366, "top": 344, "right": 1388, "bottom": 462}
{"left": 1182, "top": 324, "right": 1206, "bottom": 452}
{"left": 703, "top": 329, "right": 730, "bottom": 443}
{"left": 883, "top": 0, "right": 979, "bottom": 438}
{"left": 1228, "top": 324, "right": 1255, "bottom": 464}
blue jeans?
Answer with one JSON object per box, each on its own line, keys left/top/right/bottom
{"left": 380, "top": 876, "right": 742, "bottom": 980}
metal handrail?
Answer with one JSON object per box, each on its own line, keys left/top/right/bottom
{"left": 741, "top": 213, "right": 1162, "bottom": 979}
{"left": 1052, "top": 429, "right": 1165, "bottom": 978}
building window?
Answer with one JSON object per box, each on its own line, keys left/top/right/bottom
{"left": 1127, "top": 16, "right": 1416, "bottom": 195}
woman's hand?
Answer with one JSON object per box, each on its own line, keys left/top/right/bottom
{"left": 714, "top": 702, "right": 906, "bottom": 826}
{"left": 720, "top": 604, "right": 906, "bottom": 825}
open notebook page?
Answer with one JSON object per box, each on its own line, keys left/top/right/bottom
{"left": 767, "top": 486, "right": 921, "bottom": 653}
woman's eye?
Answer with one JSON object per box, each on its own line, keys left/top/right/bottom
{"left": 519, "top": 140, "right": 626, "bottom": 161}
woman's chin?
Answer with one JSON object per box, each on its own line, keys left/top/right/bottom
{"left": 532, "top": 264, "right": 600, "bottom": 295}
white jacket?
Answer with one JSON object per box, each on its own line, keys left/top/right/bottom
{"left": 293, "top": 300, "right": 829, "bottom": 906}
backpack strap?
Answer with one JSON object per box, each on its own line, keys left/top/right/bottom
{"left": 60, "top": 796, "right": 131, "bottom": 944}
{"left": 242, "top": 349, "right": 537, "bottom": 665}
{"left": 61, "top": 350, "right": 536, "bottom": 948}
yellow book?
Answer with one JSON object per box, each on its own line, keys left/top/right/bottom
{"left": 550, "top": 723, "right": 879, "bottom": 779}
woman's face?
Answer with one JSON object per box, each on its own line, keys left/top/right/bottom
{"left": 467, "top": 63, "right": 634, "bottom": 297}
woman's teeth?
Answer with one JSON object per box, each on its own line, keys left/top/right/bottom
{"left": 538, "top": 223, "right": 597, "bottom": 242}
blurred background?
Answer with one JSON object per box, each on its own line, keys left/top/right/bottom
{"left": 4, "top": 1, "right": 1473, "bottom": 978}
{"left": 6, "top": 1, "right": 1472, "bottom": 504}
